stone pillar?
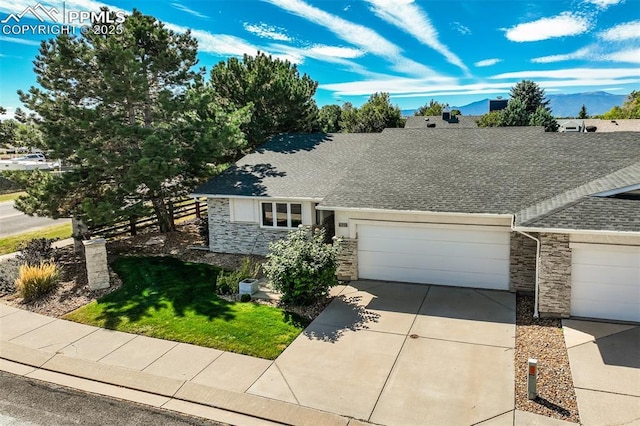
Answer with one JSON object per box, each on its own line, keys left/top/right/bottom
{"left": 83, "top": 238, "right": 110, "bottom": 290}
{"left": 72, "top": 217, "right": 90, "bottom": 254}
{"left": 509, "top": 232, "right": 537, "bottom": 293}
{"left": 334, "top": 237, "right": 358, "bottom": 281}
{"left": 538, "top": 233, "right": 571, "bottom": 318}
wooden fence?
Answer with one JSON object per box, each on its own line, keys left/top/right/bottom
{"left": 88, "top": 198, "right": 207, "bottom": 238}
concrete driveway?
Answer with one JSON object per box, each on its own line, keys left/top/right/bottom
{"left": 248, "top": 281, "right": 516, "bottom": 425}
{"left": 562, "top": 320, "right": 640, "bottom": 426}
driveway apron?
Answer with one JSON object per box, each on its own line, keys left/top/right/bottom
{"left": 248, "top": 281, "right": 516, "bottom": 425}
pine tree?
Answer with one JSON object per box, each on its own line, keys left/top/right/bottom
{"left": 340, "top": 93, "right": 404, "bottom": 133}
{"left": 209, "top": 52, "right": 319, "bottom": 148}
{"left": 15, "top": 9, "right": 249, "bottom": 232}
{"left": 509, "top": 80, "right": 551, "bottom": 114}
{"left": 318, "top": 104, "right": 342, "bottom": 133}
{"left": 578, "top": 104, "right": 588, "bottom": 119}
{"left": 414, "top": 99, "right": 445, "bottom": 116}
{"left": 529, "top": 106, "right": 559, "bottom": 132}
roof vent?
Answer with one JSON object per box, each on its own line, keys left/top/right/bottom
{"left": 427, "top": 123, "right": 436, "bottom": 128}
{"left": 585, "top": 126, "right": 597, "bottom": 132}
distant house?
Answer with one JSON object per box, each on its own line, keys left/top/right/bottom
{"left": 489, "top": 98, "right": 508, "bottom": 112}
{"left": 559, "top": 119, "right": 585, "bottom": 133}
{"left": 583, "top": 119, "right": 640, "bottom": 132}
{"left": 194, "top": 128, "right": 640, "bottom": 323}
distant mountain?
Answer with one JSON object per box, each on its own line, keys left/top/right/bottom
{"left": 404, "top": 91, "right": 627, "bottom": 118}
{"left": 546, "top": 91, "right": 626, "bottom": 117}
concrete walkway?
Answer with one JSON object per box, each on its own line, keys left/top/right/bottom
{"left": 0, "top": 281, "right": 584, "bottom": 425}
{"left": 562, "top": 319, "right": 640, "bottom": 426}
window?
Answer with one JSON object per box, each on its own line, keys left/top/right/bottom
{"left": 261, "top": 202, "right": 303, "bottom": 228}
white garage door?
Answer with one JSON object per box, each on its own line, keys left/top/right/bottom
{"left": 357, "top": 223, "right": 510, "bottom": 290}
{"left": 571, "top": 244, "right": 640, "bottom": 323}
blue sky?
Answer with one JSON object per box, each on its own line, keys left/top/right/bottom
{"left": 0, "top": 0, "right": 639, "bottom": 117}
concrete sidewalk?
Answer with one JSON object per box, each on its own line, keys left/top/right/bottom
{"left": 0, "top": 283, "right": 584, "bottom": 426}
{"left": 562, "top": 319, "right": 640, "bottom": 426}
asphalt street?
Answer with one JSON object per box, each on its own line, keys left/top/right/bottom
{"left": 0, "top": 201, "right": 69, "bottom": 238}
{"left": 0, "top": 371, "right": 223, "bottom": 426}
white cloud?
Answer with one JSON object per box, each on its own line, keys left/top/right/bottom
{"left": 451, "top": 21, "right": 471, "bottom": 36}
{"left": 0, "top": 35, "right": 40, "bottom": 46}
{"left": 490, "top": 67, "right": 640, "bottom": 80}
{"left": 505, "top": 12, "right": 590, "bottom": 42}
{"left": 366, "top": 0, "right": 468, "bottom": 73}
{"left": 531, "top": 47, "right": 591, "bottom": 63}
{"left": 243, "top": 23, "right": 292, "bottom": 41}
{"left": 308, "top": 45, "right": 363, "bottom": 58}
{"left": 166, "top": 24, "right": 261, "bottom": 56}
{"left": 584, "top": 0, "right": 623, "bottom": 8}
{"left": 171, "top": 3, "right": 209, "bottom": 19}
{"left": 320, "top": 75, "right": 640, "bottom": 98}
{"left": 599, "top": 20, "right": 640, "bottom": 41}
{"left": 601, "top": 48, "right": 640, "bottom": 63}
{"left": 262, "top": 0, "right": 437, "bottom": 77}
{"left": 474, "top": 58, "right": 502, "bottom": 67}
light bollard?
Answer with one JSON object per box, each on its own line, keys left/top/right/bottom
{"left": 528, "top": 358, "right": 538, "bottom": 400}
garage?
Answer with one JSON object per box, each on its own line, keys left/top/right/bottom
{"left": 570, "top": 243, "right": 640, "bottom": 323}
{"left": 357, "top": 223, "right": 510, "bottom": 290}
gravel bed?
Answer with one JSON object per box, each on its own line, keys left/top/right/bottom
{"left": 515, "top": 295, "right": 580, "bottom": 423}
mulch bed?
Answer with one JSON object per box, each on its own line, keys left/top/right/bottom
{"left": 515, "top": 294, "right": 580, "bottom": 423}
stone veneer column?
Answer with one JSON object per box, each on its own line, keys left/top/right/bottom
{"left": 537, "top": 233, "right": 571, "bottom": 318}
{"left": 334, "top": 238, "right": 358, "bottom": 281}
{"left": 82, "top": 238, "right": 110, "bottom": 290}
{"left": 509, "top": 232, "right": 537, "bottom": 293}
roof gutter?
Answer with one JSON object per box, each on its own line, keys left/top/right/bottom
{"left": 512, "top": 226, "right": 640, "bottom": 236}
{"left": 315, "top": 205, "right": 513, "bottom": 219}
{"left": 512, "top": 215, "right": 540, "bottom": 319}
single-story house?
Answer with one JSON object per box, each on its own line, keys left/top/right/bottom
{"left": 193, "top": 128, "right": 640, "bottom": 323}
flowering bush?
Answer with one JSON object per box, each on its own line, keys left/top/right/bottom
{"left": 263, "top": 226, "right": 339, "bottom": 306}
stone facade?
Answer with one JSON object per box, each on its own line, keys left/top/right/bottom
{"left": 208, "top": 198, "right": 287, "bottom": 255}
{"left": 538, "top": 233, "right": 572, "bottom": 318}
{"left": 509, "top": 232, "right": 537, "bottom": 293}
{"left": 83, "top": 238, "right": 110, "bottom": 290}
{"left": 335, "top": 238, "right": 358, "bottom": 281}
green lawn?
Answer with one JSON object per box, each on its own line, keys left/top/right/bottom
{"left": 0, "top": 191, "right": 26, "bottom": 203}
{"left": 0, "top": 223, "right": 72, "bottom": 255}
{"left": 64, "top": 256, "right": 309, "bottom": 359}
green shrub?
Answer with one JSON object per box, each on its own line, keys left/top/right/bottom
{"left": 215, "top": 257, "right": 260, "bottom": 295}
{"left": 16, "top": 238, "right": 58, "bottom": 266}
{"left": 240, "top": 293, "right": 252, "bottom": 303}
{"left": 263, "top": 226, "right": 339, "bottom": 306}
{"left": 15, "top": 261, "right": 60, "bottom": 301}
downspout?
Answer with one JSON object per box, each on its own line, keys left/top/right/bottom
{"left": 512, "top": 215, "right": 540, "bottom": 318}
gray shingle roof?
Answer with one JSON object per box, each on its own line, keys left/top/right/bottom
{"left": 404, "top": 115, "right": 480, "bottom": 129}
{"left": 517, "top": 163, "right": 640, "bottom": 224}
{"left": 319, "top": 128, "right": 640, "bottom": 215}
{"left": 521, "top": 197, "right": 640, "bottom": 232}
{"left": 193, "top": 133, "right": 376, "bottom": 199}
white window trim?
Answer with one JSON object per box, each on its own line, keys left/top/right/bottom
{"left": 260, "top": 201, "right": 303, "bottom": 229}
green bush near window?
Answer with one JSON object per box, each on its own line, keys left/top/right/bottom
{"left": 263, "top": 226, "right": 339, "bottom": 306}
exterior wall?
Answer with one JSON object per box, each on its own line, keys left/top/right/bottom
{"left": 509, "top": 232, "right": 537, "bottom": 293}
{"left": 335, "top": 238, "right": 358, "bottom": 281}
{"left": 538, "top": 233, "right": 572, "bottom": 318}
{"left": 333, "top": 209, "right": 512, "bottom": 239}
{"left": 208, "top": 198, "right": 288, "bottom": 255}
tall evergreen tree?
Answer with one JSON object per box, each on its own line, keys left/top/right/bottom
{"left": 509, "top": 80, "right": 551, "bottom": 114}
{"left": 499, "top": 98, "right": 529, "bottom": 126}
{"left": 209, "top": 52, "right": 319, "bottom": 148}
{"left": 15, "top": 9, "right": 249, "bottom": 232}
{"left": 340, "top": 93, "right": 404, "bottom": 133}
{"left": 578, "top": 104, "right": 588, "bottom": 119}
{"left": 414, "top": 99, "right": 445, "bottom": 116}
{"left": 318, "top": 104, "right": 342, "bottom": 133}
{"left": 529, "top": 106, "right": 559, "bottom": 132}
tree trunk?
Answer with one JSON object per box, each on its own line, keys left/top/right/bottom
{"left": 151, "top": 198, "right": 175, "bottom": 233}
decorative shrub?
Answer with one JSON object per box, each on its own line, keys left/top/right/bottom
{"left": 15, "top": 261, "right": 60, "bottom": 301}
{"left": 0, "top": 259, "right": 20, "bottom": 296}
{"left": 240, "top": 293, "right": 252, "bottom": 303}
{"left": 263, "top": 226, "right": 339, "bottom": 306}
{"left": 215, "top": 257, "right": 260, "bottom": 295}
{"left": 16, "top": 238, "right": 58, "bottom": 266}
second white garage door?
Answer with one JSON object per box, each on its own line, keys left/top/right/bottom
{"left": 357, "top": 223, "right": 510, "bottom": 290}
{"left": 571, "top": 244, "right": 640, "bottom": 323}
